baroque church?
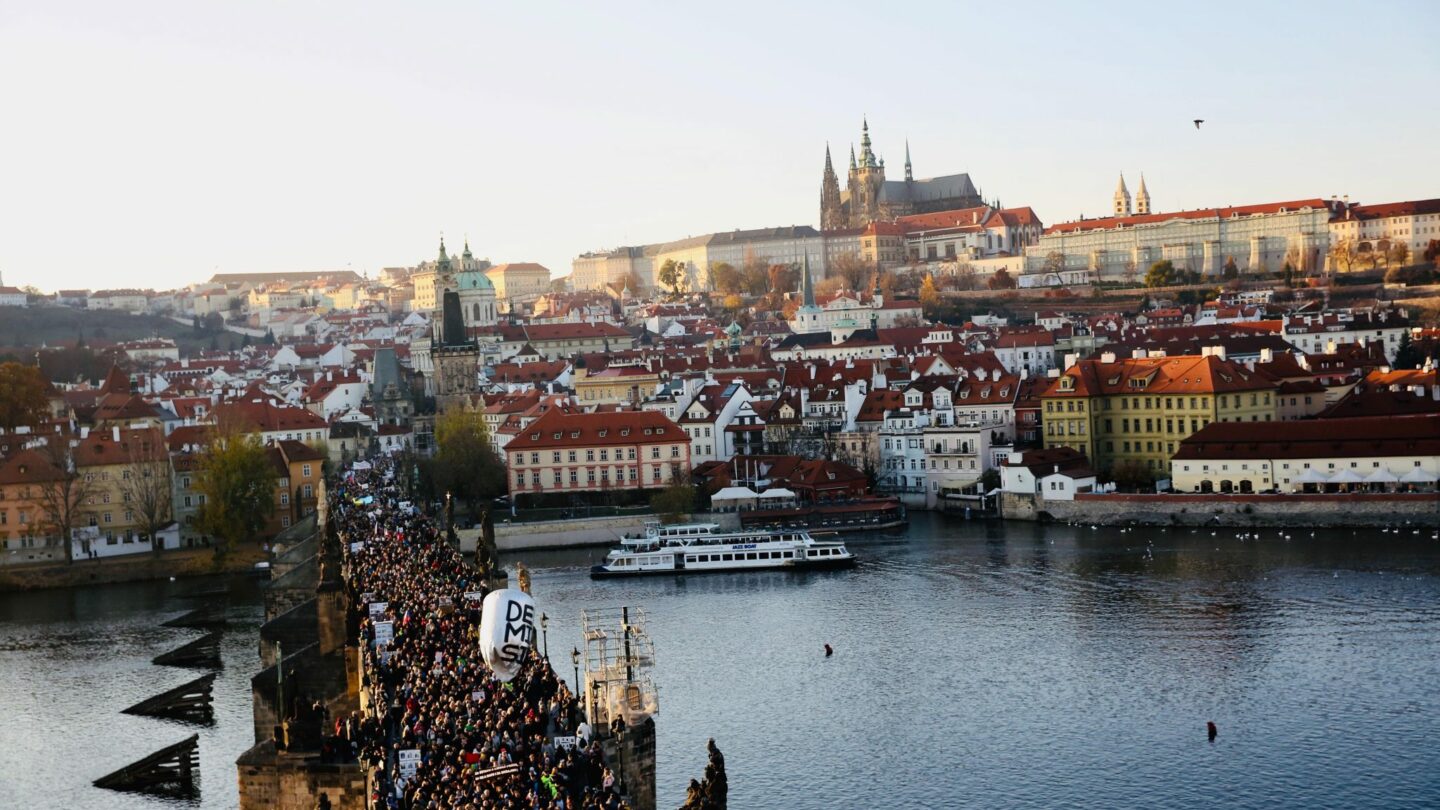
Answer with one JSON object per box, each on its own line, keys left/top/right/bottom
{"left": 821, "top": 119, "right": 984, "bottom": 229}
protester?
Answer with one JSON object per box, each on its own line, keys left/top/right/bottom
{"left": 333, "top": 459, "right": 628, "bottom": 810}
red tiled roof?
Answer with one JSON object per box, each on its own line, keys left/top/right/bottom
{"left": 1045, "top": 199, "right": 1334, "bottom": 235}
{"left": 1175, "top": 414, "right": 1440, "bottom": 459}
{"left": 504, "top": 409, "right": 685, "bottom": 450}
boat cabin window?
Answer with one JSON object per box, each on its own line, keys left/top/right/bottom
{"left": 722, "top": 553, "right": 734, "bottom": 561}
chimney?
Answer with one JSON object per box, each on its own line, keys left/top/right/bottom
{"left": 1132, "top": 349, "right": 1146, "bottom": 359}
{"left": 80, "top": 427, "right": 90, "bottom": 439}
{"left": 112, "top": 426, "right": 120, "bottom": 442}
{"left": 1212, "top": 346, "right": 1226, "bottom": 361}
{"left": 1064, "top": 353, "right": 1078, "bottom": 370}
{"left": 1260, "top": 348, "right": 1274, "bottom": 364}
{"left": 1101, "top": 351, "right": 1117, "bottom": 363}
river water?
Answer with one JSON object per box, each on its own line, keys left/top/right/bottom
{"left": 2, "top": 515, "right": 1439, "bottom": 808}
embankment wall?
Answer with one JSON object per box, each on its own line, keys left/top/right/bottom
{"left": 1003, "top": 492, "right": 1440, "bottom": 527}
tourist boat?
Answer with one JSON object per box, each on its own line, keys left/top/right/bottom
{"left": 589, "top": 521, "right": 856, "bottom": 578}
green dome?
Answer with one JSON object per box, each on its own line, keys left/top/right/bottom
{"left": 457, "top": 269, "right": 493, "bottom": 290}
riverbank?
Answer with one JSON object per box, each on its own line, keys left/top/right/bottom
{"left": 0, "top": 544, "right": 267, "bottom": 592}
{"left": 1002, "top": 491, "right": 1440, "bottom": 527}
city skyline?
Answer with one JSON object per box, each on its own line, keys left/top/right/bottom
{"left": 2, "top": 0, "right": 1438, "bottom": 292}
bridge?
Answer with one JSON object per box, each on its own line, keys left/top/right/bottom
{"left": 235, "top": 459, "right": 673, "bottom": 809}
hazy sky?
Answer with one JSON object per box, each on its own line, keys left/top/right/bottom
{"left": 2, "top": 1, "right": 1437, "bottom": 292}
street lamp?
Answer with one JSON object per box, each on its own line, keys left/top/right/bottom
{"left": 571, "top": 646, "right": 581, "bottom": 699}
{"left": 540, "top": 613, "right": 549, "bottom": 659}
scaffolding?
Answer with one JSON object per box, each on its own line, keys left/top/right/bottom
{"left": 580, "top": 606, "right": 658, "bottom": 729}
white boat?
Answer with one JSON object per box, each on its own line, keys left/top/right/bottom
{"left": 589, "top": 521, "right": 856, "bottom": 578}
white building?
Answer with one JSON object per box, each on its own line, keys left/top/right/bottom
{"left": 0, "top": 284, "right": 27, "bottom": 307}
{"left": 1171, "top": 414, "right": 1440, "bottom": 494}
{"left": 1027, "top": 196, "right": 1341, "bottom": 281}
{"left": 922, "top": 422, "right": 994, "bottom": 508}
{"left": 1329, "top": 198, "right": 1440, "bottom": 266}
{"left": 87, "top": 289, "right": 150, "bottom": 312}
{"left": 571, "top": 246, "right": 656, "bottom": 292}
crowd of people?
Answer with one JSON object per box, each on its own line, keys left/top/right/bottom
{"left": 334, "top": 461, "right": 628, "bottom": 809}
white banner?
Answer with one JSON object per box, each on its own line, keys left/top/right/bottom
{"left": 374, "top": 620, "right": 394, "bottom": 648}
{"left": 369, "top": 601, "right": 389, "bottom": 620}
{"left": 553, "top": 735, "right": 578, "bottom": 750}
{"left": 397, "top": 748, "right": 421, "bottom": 778}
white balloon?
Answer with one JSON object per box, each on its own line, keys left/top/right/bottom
{"left": 478, "top": 589, "right": 537, "bottom": 682}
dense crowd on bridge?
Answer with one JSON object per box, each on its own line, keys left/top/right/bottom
{"left": 335, "top": 461, "right": 627, "bottom": 809}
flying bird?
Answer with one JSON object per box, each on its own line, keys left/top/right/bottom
{"left": 1194, "top": 119, "right": 1205, "bottom": 129}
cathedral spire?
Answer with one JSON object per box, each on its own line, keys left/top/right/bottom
{"left": 1135, "top": 173, "right": 1151, "bottom": 215}
{"left": 821, "top": 143, "right": 844, "bottom": 230}
{"left": 849, "top": 144, "right": 857, "bottom": 171}
{"left": 904, "top": 139, "right": 913, "bottom": 181}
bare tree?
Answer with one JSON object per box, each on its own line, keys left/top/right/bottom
{"left": 118, "top": 430, "right": 174, "bottom": 554}
{"left": 32, "top": 439, "right": 97, "bottom": 563}
{"left": 830, "top": 253, "right": 869, "bottom": 291}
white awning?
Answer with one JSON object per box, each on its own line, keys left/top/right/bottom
{"left": 1294, "top": 468, "right": 1330, "bottom": 484}
{"left": 757, "top": 488, "right": 796, "bottom": 499}
{"left": 1329, "top": 469, "right": 1365, "bottom": 484}
{"left": 711, "top": 486, "right": 759, "bottom": 502}
{"left": 1364, "top": 468, "right": 1399, "bottom": 483}
{"left": 1401, "top": 467, "right": 1438, "bottom": 483}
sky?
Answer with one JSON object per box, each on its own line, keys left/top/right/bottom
{"left": 2, "top": 1, "right": 1437, "bottom": 293}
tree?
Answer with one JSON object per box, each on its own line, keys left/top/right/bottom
{"left": 768, "top": 263, "right": 799, "bottom": 296}
{"left": 710, "top": 262, "right": 742, "bottom": 295}
{"left": 650, "top": 469, "right": 696, "bottom": 522}
{"left": 1109, "top": 459, "right": 1155, "bottom": 492}
{"left": 919, "top": 274, "right": 941, "bottom": 319}
{"left": 829, "top": 253, "right": 869, "bottom": 291}
{"left": 721, "top": 293, "right": 744, "bottom": 313}
{"left": 430, "top": 407, "right": 506, "bottom": 518}
{"left": 0, "top": 362, "right": 49, "bottom": 431}
{"left": 195, "top": 419, "right": 277, "bottom": 564}
{"left": 118, "top": 432, "right": 174, "bottom": 555}
{"left": 1144, "top": 260, "right": 1178, "bottom": 288}
{"left": 1042, "top": 251, "right": 1066, "bottom": 276}
{"left": 1330, "top": 237, "right": 1358, "bottom": 273}
{"left": 657, "top": 259, "right": 683, "bottom": 296}
{"left": 1389, "top": 241, "right": 1411, "bottom": 268}
{"left": 1393, "top": 332, "right": 1423, "bottom": 370}
{"left": 988, "top": 268, "right": 1016, "bottom": 290}
{"left": 32, "top": 440, "right": 96, "bottom": 564}
{"left": 1222, "top": 257, "right": 1239, "bottom": 280}
{"left": 1425, "top": 240, "right": 1440, "bottom": 268}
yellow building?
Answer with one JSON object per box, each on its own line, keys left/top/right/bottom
{"left": 573, "top": 365, "right": 660, "bottom": 406}
{"left": 1041, "top": 353, "right": 1276, "bottom": 476}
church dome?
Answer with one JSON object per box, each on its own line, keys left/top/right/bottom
{"left": 457, "top": 269, "right": 494, "bottom": 290}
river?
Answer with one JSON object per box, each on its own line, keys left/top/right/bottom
{"left": 2, "top": 515, "right": 1438, "bottom": 808}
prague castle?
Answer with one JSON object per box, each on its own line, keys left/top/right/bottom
{"left": 820, "top": 119, "right": 984, "bottom": 229}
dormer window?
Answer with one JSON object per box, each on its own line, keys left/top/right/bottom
{"left": 598, "top": 429, "right": 608, "bottom": 438}
{"left": 530, "top": 433, "right": 540, "bottom": 441}
{"left": 620, "top": 428, "right": 630, "bottom": 436}
{"left": 570, "top": 431, "right": 580, "bottom": 438}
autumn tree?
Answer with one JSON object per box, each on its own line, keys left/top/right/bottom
{"left": 118, "top": 430, "right": 174, "bottom": 554}
{"left": 919, "top": 274, "right": 941, "bottom": 319}
{"left": 988, "top": 268, "right": 1017, "bottom": 290}
{"left": 657, "top": 259, "right": 684, "bottom": 296}
{"left": 430, "top": 407, "right": 506, "bottom": 517}
{"left": 1222, "top": 257, "right": 1239, "bottom": 280}
{"left": 710, "top": 262, "right": 742, "bottom": 295}
{"left": 1329, "top": 238, "right": 1357, "bottom": 273}
{"left": 32, "top": 440, "right": 97, "bottom": 563}
{"left": 0, "top": 362, "right": 49, "bottom": 431}
{"left": 195, "top": 419, "right": 277, "bottom": 564}
{"left": 768, "top": 263, "right": 799, "bottom": 295}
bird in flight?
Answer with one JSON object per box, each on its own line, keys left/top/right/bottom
{"left": 1194, "top": 119, "right": 1205, "bottom": 129}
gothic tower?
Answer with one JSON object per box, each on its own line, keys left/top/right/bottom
{"left": 1113, "top": 173, "right": 1132, "bottom": 217}
{"left": 820, "top": 144, "right": 845, "bottom": 230}
{"left": 1135, "top": 174, "right": 1151, "bottom": 215}
{"left": 904, "top": 139, "right": 913, "bottom": 182}
{"left": 847, "top": 118, "right": 887, "bottom": 227}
